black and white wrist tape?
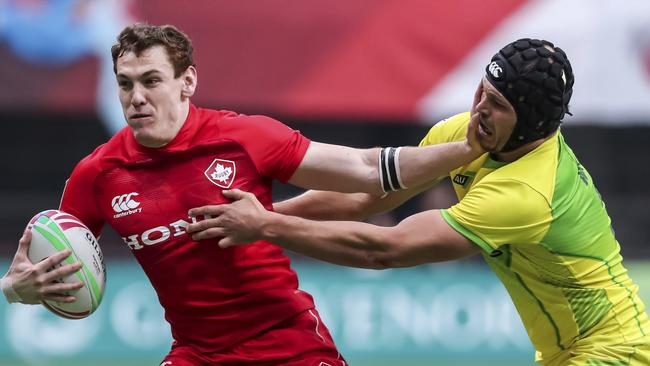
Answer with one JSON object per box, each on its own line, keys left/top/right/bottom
{"left": 379, "top": 147, "right": 406, "bottom": 192}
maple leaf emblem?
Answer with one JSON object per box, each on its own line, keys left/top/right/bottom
{"left": 210, "top": 163, "right": 232, "bottom": 183}
{"left": 204, "top": 158, "right": 236, "bottom": 188}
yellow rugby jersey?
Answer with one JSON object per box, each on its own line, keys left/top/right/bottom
{"left": 420, "top": 112, "right": 650, "bottom": 365}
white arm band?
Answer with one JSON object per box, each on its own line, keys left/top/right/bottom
{"left": 1, "top": 276, "right": 22, "bottom": 304}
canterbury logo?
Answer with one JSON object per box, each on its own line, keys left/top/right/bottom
{"left": 488, "top": 61, "right": 503, "bottom": 78}
{"left": 111, "top": 193, "right": 142, "bottom": 218}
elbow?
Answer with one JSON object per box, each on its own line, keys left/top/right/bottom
{"left": 363, "top": 249, "right": 406, "bottom": 270}
{"left": 363, "top": 253, "right": 393, "bottom": 270}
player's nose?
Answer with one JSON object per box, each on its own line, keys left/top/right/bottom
{"left": 130, "top": 85, "right": 147, "bottom": 107}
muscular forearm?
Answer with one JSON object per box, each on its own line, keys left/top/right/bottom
{"left": 274, "top": 180, "right": 438, "bottom": 221}
{"left": 397, "top": 141, "right": 479, "bottom": 189}
{"left": 291, "top": 137, "right": 481, "bottom": 198}
{"left": 274, "top": 191, "right": 374, "bottom": 221}
{"left": 189, "top": 190, "right": 479, "bottom": 267}
{"left": 260, "top": 211, "right": 396, "bottom": 269}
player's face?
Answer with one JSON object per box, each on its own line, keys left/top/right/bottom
{"left": 116, "top": 45, "right": 196, "bottom": 148}
{"left": 471, "top": 77, "right": 517, "bottom": 153}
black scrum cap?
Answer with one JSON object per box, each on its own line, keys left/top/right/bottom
{"left": 485, "top": 38, "right": 574, "bottom": 152}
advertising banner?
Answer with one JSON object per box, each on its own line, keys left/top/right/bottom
{"left": 1, "top": 261, "right": 649, "bottom": 365}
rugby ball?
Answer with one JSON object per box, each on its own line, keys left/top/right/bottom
{"left": 27, "top": 210, "right": 106, "bottom": 319}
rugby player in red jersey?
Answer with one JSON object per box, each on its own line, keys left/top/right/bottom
{"left": 1, "top": 24, "right": 484, "bottom": 365}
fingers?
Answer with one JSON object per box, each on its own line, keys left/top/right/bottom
{"left": 39, "top": 265, "right": 84, "bottom": 303}
{"left": 187, "top": 217, "right": 222, "bottom": 234}
{"left": 223, "top": 189, "right": 265, "bottom": 210}
{"left": 43, "top": 294, "right": 79, "bottom": 303}
{"left": 41, "top": 281, "right": 84, "bottom": 295}
{"left": 189, "top": 190, "right": 262, "bottom": 220}
{"left": 39, "top": 280, "right": 85, "bottom": 302}
{"left": 469, "top": 113, "right": 481, "bottom": 136}
{"left": 188, "top": 205, "right": 225, "bottom": 218}
{"left": 471, "top": 79, "right": 484, "bottom": 114}
{"left": 187, "top": 189, "right": 251, "bottom": 217}
{"left": 191, "top": 227, "right": 227, "bottom": 241}
{"left": 218, "top": 237, "right": 235, "bottom": 249}
{"left": 42, "top": 262, "right": 83, "bottom": 283}
{"left": 468, "top": 112, "right": 479, "bottom": 128}
{"left": 16, "top": 229, "right": 32, "bottom": 258}
{"left": 36, "top": 249, "right": 74, "bottom": 272}
{"left": 465, "top": 113, "right": 486, "bottom": 154}
{"left": 221, "top": 189, "right": 247, "bottom": 200}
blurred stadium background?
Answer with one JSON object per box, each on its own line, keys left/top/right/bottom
{"left": 1, "top": 0, "right": 650, "bottom": 365}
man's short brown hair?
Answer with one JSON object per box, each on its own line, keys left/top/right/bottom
{"left": 111, "top": 23, "right": 195, "bottom": 78}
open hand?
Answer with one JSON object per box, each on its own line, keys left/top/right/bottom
{"left": 187, "top": 189, "right": 270, "bottom": 248}
{"left": 2, "top": 229, "right": 84, "bottom": 304}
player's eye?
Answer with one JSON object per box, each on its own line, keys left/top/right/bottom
{"left": 118, "top": 80, "right": 132, "bottom": 90}
{"left": 487, "top": 95, "right": 505, "bottom": 109}
{"left": 494, "top": 99, "right": 509, "bottom": 110}
{"left": 145, "top": 78, "right": 160, "bottom": 87}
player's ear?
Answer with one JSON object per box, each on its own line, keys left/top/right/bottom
{"left": 181, "top": 66, "right": 197, "bottom": 99}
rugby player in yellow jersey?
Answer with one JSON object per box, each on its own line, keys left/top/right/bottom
{"left": 186, "top": 38, "right": 650, "bottom": 365}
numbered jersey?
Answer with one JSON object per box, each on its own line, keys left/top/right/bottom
{"left": 60, "top": 104, "right": 316, "bottom": 352}
{"left": 420, "top": 113, "right": 650, "bottom": 364}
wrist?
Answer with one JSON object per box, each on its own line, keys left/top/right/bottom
{"left": 461, "top": 139, "right": 484, "bottom": 156}
{"left": 1, "top": 276, "right": 22, "bottom": 304}
{"left": 258, "top": 211, "right": 285, "bottom": 242}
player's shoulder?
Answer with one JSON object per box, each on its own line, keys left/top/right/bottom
{"left": 195, "top": 107, "right": 287, "bottom": 133}
{"left": 195, "top": 106, "right": 237, "bottom": 123}
{"left": 220, "top": 110, "right": 286, "bottom": 128}
{"left": 455, "top": 176, "right": 552, "bottom": 233}
{"left": 419, "top": 112, "right": 470, "bottom": 147}
{"left": 73, "top": 129, "right": 131, "bottom": 175}
{"left": 472, "top": 176, "right": 549, "bottom": 206}
{"left": 211, "top": 109, "right": 297, "bottom": 144}
{"left": 191, "top": 106, "right": 307, "bottom": 165}
{"left": 436, "top": 111, "right": 471, "bottom": 126}
{"left": 473, "top": 137, "right": 562, "bottom": 208}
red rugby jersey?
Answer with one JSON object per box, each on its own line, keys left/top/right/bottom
{"left": 60, "top": 104, "right": 317, "bottom": 352}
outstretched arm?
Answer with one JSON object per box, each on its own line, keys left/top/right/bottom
{"left": 287, "top": 113, "right": 482, "bottom": 196}
{"left": 187, "top": 189, "right": 479, "bottom": 269}
{"left": 273, "top": 179, "right": 439, "bottom": 221}
{"left": 276, "top": 85, "right": 484, "bottom": 220}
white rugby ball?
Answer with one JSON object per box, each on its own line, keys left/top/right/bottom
{"left": 27, "top": 209, "right": 106, "bottom": 319}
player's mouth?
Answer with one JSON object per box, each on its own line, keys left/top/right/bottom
{"left": 129, "top": 113, "right": 154, "bottom": 124}
{"left": 478, "top": 118, "right": 493, "bottom": 137}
